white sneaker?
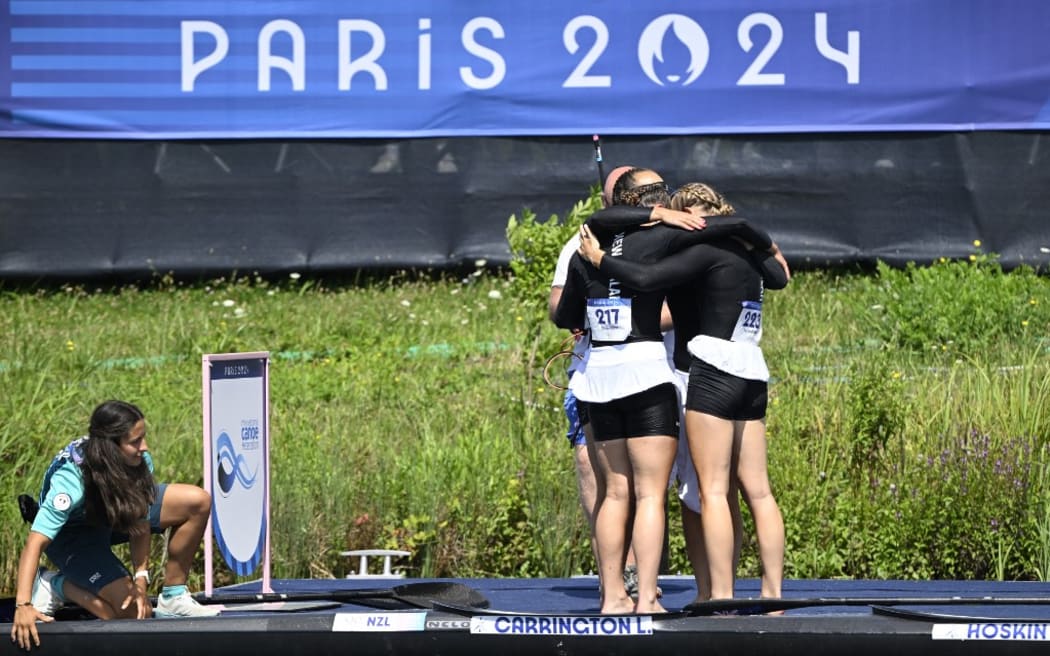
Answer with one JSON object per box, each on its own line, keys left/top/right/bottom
{"left": 31, "top": 568, "right": 61, "bottom": 616}
{"left": 155, "top": 592, "right": 221, "bottom": 618}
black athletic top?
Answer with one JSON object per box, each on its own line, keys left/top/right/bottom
{"left": 598, "top": 237, "right": 786, "bottom": 371}
{"left": 583, "top": 205, "right": 787, "bottom": 371}
{"left": 554, "top": 210, "right": 784, "bottom": 354}
{"left": 553, "top": 231, "right": 666, "bottom": 346}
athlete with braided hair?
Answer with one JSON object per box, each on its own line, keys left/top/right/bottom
{"left": 671, "top": 182, "right": 736, "bottom": 216}
{"left": 554, "top": 168, "right": 682, "bottom": 614}
{"left": 579, "top": 181, "right": 788, "bottom": 602}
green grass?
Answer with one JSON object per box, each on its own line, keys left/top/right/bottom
{"left": 2, "top": 253, "right": 1049, "bottom": 594}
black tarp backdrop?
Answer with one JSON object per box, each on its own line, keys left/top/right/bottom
{"left": 1, "top": 132, "right": 1049, "bottom": 283}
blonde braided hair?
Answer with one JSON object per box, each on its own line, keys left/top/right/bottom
{"left": 671, "top": 182, "right": 736, "bottom": 216}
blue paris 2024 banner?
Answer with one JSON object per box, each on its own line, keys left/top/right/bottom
{"left": 3, "top": 0, "right": 1050, "bottom": 138}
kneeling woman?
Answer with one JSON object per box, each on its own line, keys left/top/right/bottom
{"left": 12, "top": 400, "right": 218, "bottom": 651}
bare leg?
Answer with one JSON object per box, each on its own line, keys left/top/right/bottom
{"left": 593, "top": 439, "right": 635, "bottom": 614}
{"left": 573, "top": 437, "right": 600, "bottom": 569}
{"left": 679, "top": 504, "right": 710, "bottom": 602}
{"left": 687, "top": 410, "right": 736, "bottom": 599}
{"left": 158, "top": 484, "right": 212, "bottom": 586}
{"left": 680, "top": 436, "right": 744, "bottom": 603}
{"left": 63, "top": 577, "right": 141, "bottom": 620}
{"left": 729, "top": 481, "right": 744, "bottom": 581}
{"left": 578, "top": 426, "right": 638, "bottom": 592}
{"left": 60, "top": 579, "right": 116, "bottom": 619}
{"left": 735, "top": 419, "right": 784, "bottom": 598}
{"left": 626, "top": 434, "right": 677, "bottom": 613}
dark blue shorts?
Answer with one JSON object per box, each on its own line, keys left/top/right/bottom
{"left": 44, "top": 483, "right": 167, "bottom": 596}
{"left": 587, "top": 383, "right": 680, "bottom": 441}
{"left": 686, "top": 358, "right": 767, "bottom": 421}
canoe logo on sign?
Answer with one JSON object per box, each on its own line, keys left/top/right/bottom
{"left": 215, "top": 430, "right": 258, "bottom": 496}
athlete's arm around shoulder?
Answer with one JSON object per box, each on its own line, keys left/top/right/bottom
{"left": 586, "top": 205, "right": 705, "bottom": 234}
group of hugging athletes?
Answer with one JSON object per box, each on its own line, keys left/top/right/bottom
{"left": 549, "top": 165, "right": 791, "bottom": 614}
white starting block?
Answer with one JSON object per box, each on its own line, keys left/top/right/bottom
{"left": 340, "top": 549, "right": 412, "bottom": 578}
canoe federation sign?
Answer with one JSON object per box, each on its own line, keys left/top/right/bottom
{"left": 5, "top": 0, "right": 1050, "bottom": 137}
{"left": 203, "top": 352, "right": 271, "bottom": 583}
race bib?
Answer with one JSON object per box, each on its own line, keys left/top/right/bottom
{"left": 586, "top": 298, "right": 632, "bottom": 342}
{"left": 730, "top": 300, "right": 762, "bottom": 345}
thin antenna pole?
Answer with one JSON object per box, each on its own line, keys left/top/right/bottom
{"left": 592, "top": 134, "right": 606, "bottom": 187}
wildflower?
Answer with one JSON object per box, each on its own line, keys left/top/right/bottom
{"left": 233, "top": 307, "right": 246, "bottom": 317}
{"left": 516, "top": 316, "right": 523, "bottom": 322}
{"left": 968, "top": 254, "right": 977, "bottom": 262}
{"left": 400, "top": 299, "right": 411, "bottom": 307}
{"left": 1029, "top": 298, "right": 1038, "bottom": 306}
{"left": 289, "top": 272, "right": 301, "bottom": 280}
{"left": 474, "top": 259, "right": 487, "bottom": 268}
{"left": 461, "top": 319, "right": 469, "bottom": 325}
{"left": 222, "top": 299, "right": 235, "bottom": 307}
{"left": 1022, "top": 320, "right": 1029, "bottom": 327}
{"left": 973, "top": 239, "right": 982, "bottom": 247}
{"left": 891, "top": 371, "right": 902, "bottom": 379}
{"left": 65, "top": 340, "right": 75, "bottom": 351}
{"left": 487, "top": 290, "right": 502, "bottom": 300}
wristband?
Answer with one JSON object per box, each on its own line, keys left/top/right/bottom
{"left": 134, "top": 570, "right": 150, "bottom": 584}
{"left": 18, "top": 601, "right": 33, "bottom": 607}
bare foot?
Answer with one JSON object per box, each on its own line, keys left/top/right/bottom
{"left": 634, "top": 600, "right": 667, "bottom": 614}
{"left": 600, "top": 594, "right": 635, "bottom": 615}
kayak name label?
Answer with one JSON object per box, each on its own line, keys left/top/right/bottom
{"left": 933, "top": 623, "right": 1050, "bottom": 641}
{"left": 471, "top": 615, "right": 654, "bottom": 636}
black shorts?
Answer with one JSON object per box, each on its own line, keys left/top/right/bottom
{"left": 588, "top": 383, "right": 680, "bottom": 442}
{"left": 685, "top": 358, "right": 767, "bottom": 421}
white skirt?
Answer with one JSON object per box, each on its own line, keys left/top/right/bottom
{"left": 687, "top": 334, "right": 769, "bottom": 382}
{"left": 568, "top": 340, "right": 677, "bottom": 403}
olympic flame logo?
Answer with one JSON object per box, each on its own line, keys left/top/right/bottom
{"left": 638, "top": 14, "right": 709, "bottom": 86}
